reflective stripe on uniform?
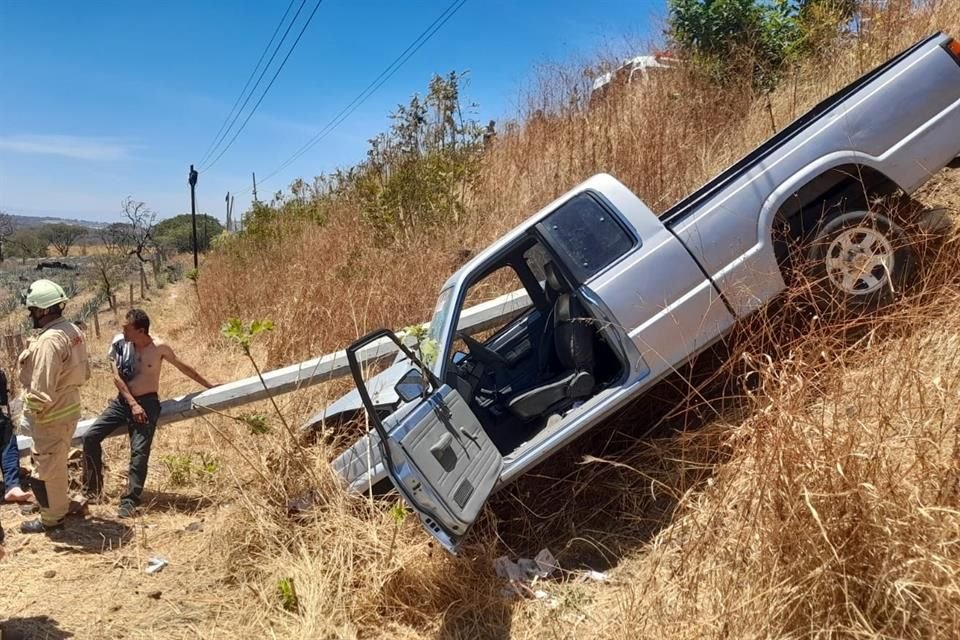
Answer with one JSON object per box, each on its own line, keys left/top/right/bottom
{"left": 36, "top": 403, "right": 81, "bottom": 424}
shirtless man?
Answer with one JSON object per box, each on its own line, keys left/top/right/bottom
{"left": 82, "top": 308, "right": 215, "bottom": 518}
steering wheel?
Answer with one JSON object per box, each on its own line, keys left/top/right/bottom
{"left": 458, "top": 332, "right": 510, "bottom": 367}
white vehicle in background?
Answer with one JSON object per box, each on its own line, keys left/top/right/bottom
{"left": 589, "top": 52, "right": 680, "bottom": 105}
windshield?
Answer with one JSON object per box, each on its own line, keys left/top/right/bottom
{"left": 349, "top": 289, "right": 454, "bottom": 412}
{"left": 424, "top": 287, "right": 455, "bottom": 374}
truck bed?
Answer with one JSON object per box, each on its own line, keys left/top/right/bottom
{"left": 659, "top": 32, "right": 946, "bottom": 228}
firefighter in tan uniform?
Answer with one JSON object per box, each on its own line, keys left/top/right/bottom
{"left": 17, "top": 279, "right": 90, "bottom": 534}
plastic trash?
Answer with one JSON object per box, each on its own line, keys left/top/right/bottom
{"left": 145, "top": 556, "right": 169, "bottom": 575}
{"left": 577, "top": 570, "right": 609, "bottom": 582}
{"left": 494, "top": 547, "right": 560, "bottom": 591}
{"left": 534, "top": 548, "right": 559, "bottom": 576}
{"left": 533, "top": 589, "right": 560, "bottom": 609}
{"left": 494, "top": 555, "right": 523, "bottom": 582}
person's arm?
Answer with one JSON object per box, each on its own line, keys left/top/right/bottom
{"left": 112, "top": 361, "right": 148, "bottom": 423}
{"left": 160, "top": 344, "right": 216, "bottom": 389}
{"left": 23, "top": 338, "right": 65, "bottom": 420}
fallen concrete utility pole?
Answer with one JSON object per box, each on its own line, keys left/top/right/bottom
{"left": 16, "top": 289, "right": 532, "bottom": 452}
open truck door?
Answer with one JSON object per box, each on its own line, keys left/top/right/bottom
{"left": 347, "top": 329, "right": 503, "bottom": 553}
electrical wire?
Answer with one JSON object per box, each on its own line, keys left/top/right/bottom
{"left": 199, "top": 0, "right": 324, "bottom": 172}
{"left": 196, "top": 0, "right": 300, "bottom": 167}
{"left": 236, "top": 0, "right": 468, "bottom": 193}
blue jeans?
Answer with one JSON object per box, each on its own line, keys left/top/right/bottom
{"left": 1, "top": 415, "right": 19, "bottom": 493}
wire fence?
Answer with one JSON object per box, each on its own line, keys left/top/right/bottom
{"left": 0, "top": 333, "right": 25, "bottom": 381}
{"left": 0, "top": 255, "right": 185, "bottom": 357}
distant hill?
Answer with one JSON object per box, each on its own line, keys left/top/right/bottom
{"left": 5, "top": 213, "right": 109, "bottom": 230}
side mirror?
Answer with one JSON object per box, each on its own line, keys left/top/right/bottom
{"left": 394, "top": 368, "right": 428, "bottom": 403}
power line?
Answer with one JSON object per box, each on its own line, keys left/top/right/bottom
{"left": 197, "top": 0, "right": 299, "bottom": 167}
{"left": 249, "top": 0, "right": 466, "bottom": 189}
{"left": 238, "top": 0, "right": 468, "bottom": 194}
{"left": 199, "top": 0, "right": 309, "bottom": 168}
{"left": 200, "top": 0, "right": 324, "bottom": 172}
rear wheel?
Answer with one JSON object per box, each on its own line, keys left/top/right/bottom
{"left": 804, "top": 210, "right": 915, "bottom": 313}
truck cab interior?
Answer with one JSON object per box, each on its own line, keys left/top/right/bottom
{"left": 443, "top": 235, "right": 627, "bottom": 455}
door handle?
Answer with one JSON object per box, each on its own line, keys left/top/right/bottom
{"left": 431, "top": 433, "right": 453, "bottom": 452}
{"left": 430, "top": 433, "right": 457, "bottom": 471}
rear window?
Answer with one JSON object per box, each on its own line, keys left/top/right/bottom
{"left": 539, "top": 192, "right": 636, "bottom": 281}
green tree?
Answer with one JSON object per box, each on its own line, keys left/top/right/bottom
{"left": 43, "top": 223, "right": 88, "bottom": 257}
{"left": 154, "top": 214, "right": 224, "bottom": 254}
{"left": 94, "top": 223, "right": 135, "bottom": 309}
{"left": 100, "top": 222, "right": 134, "bottom": 254}
{"left": 237, "top": 200, "right": 282, "bottom": 241}
{"left": 229, "top": 71, "right": 483, "bottom": 245}
{"left": 90, "top": 251, "right": 127, "bottom": 310}
{"left": 7, "top": 228, "right": 48, "bottom": 261}
{"left": 668, "top": 0, "right": 858, "bottom": 89}
{"left": 0, "top": 212, "right": 14, "bottom": 261}
{"left": 356, "top": 70, "right": 483, "bottom": 239}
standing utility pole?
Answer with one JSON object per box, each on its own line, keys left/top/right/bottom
{"left": 252, "top": 171, "right": 259, "bottom": 203}
{"left": 189, "top": 164, "right": 199, "bottom": 269}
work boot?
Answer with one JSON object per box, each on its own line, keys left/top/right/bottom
{"left": 117, "top": 502, "right": 136, "bottom": 519}
{"left": 20, "top": 519, "right": 64, "bottom": 535}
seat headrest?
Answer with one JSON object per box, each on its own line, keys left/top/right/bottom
{"left": 544, "top": 261, "right": 563, "bottom": 293}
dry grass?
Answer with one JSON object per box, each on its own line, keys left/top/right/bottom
{"left": 4, "top": 2, "right": 960, "bottom": 639}
{"left": 100, "top": 176, "right": 954, "bottom": 640}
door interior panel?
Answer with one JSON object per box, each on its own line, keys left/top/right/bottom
{"left": 396, "top": 386, "right": 502, "bottom": 525}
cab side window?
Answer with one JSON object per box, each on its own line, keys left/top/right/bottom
{"left": 539, "top": 192, "right": 636, "bottom": 282}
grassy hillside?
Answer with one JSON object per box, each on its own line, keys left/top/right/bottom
{"left": 188, "top": 2, "right": 960, "bottom": 633}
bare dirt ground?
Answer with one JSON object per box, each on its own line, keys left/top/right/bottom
{"left": 1, "top": 281, "right": 257, "bottom": 640}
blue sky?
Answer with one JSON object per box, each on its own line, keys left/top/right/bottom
{"left": 0, "top": 1, "right": 667, "bottom": 223}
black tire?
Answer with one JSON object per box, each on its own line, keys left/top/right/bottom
{"left": 804, "top": 210, "right": 915, "bottom": 313}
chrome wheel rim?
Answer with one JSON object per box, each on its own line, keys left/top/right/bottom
{"left": 824, "top": 226, "right": 895, "bottom": 295}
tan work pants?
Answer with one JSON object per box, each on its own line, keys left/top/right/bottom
{"left": 30, "top": 419, "right": 76, "bottom": 526}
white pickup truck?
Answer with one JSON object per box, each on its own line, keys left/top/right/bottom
{"left": 329, "top": 32, "right": 960, "bottom": 552}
